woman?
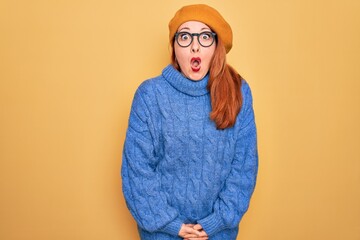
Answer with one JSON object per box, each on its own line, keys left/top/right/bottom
{"left": 122, "top": 4, "right": 258, "bottom": 240}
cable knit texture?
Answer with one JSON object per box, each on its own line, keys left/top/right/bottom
{"left": 121, "top": 65, "right": 258, "bottom": 240}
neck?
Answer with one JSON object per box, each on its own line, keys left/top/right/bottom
{"left": 162, "top": 65, "right": 209, "bottom": 97}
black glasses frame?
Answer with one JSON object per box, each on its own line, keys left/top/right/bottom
{"left": 174, "top": 31, "right": 217, "bottom": 48}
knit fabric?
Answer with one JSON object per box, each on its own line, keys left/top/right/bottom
{"left": 121, "top": 65, "right": 258, "bottom": 240}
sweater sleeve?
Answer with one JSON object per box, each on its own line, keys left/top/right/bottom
{"left": 197, "top": 81, "right": 258, "bottom": 236}
{"left": 121, "top": 86, "right": 182, "bottom": 236}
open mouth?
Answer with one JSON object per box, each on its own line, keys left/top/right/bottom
{"left": 191, "top": 57, "right": 201, "bottom": 72}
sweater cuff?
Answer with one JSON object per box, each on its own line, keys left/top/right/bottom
{"left": 197, "top": 213, "right": 226, "bottom": 236}
{"left": 161, "top": 217, "right": 183, "bottom": 236}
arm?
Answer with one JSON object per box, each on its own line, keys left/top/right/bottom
{"left": 197, "top": 82, "right": 258, "bottom": 236}
{"left": 121, "top": 87, "right": 183, "bottom": 236}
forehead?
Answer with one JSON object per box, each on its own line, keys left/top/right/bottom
{"left": 177, "top": 21, "right": 211, "bottom": 31}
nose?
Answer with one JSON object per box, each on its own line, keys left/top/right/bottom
{"left": 191, "top": 36, "right": 200, "bottom": 53}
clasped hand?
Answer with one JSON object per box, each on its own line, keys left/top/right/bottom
{"left": 178, "top": 223, "right": 208, "bottom": 240}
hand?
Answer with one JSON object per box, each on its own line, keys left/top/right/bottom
{"left": 178, "top": 224, "right": 200, "bottom": 239}
{"left": 180, "top": 224, "right": 208, "bottom": 240}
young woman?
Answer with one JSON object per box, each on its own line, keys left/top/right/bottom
{"left": 122, "top": 4, "right": 258, "bottom": 240}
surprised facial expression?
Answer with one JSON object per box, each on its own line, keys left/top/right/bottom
{"left": 174, "top": 21, "right": 216, "bottom": 81}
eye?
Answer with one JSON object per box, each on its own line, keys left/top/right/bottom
{"left": 179, "top": 32, "right": 190, "bottom": 41}
{"left": 201, "top": 32, "right": 212, "bottom": 40}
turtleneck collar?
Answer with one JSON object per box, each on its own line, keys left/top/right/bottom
{"left": 162, "top": 64, "right": 210, "bottom": 97}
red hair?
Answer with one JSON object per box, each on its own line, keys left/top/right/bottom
{"left": 171, "top": 39, "right": 243, "bottom": 129}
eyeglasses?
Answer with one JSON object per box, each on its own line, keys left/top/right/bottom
{"left": 174, "top": 31, "right": 217, "bottom": 48}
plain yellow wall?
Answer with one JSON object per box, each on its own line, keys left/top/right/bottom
{"left": 1, "top": 0, "right": 359, "bottom": 239}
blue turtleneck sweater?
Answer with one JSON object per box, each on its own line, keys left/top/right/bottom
{"left": 121, "top": 65, "right": 258, "bottom": 240}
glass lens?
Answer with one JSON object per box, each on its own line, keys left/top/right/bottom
{"left": 175, "top": 32, "right": 215, "bottom": 47}
{"left": 199, "top": 32, "right": 215, "bottom": 47}
{"left": 176, "top": 32, "right": 192, "bottom": 47}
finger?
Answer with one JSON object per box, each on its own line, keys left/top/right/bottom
{"left": 186, "top": 228, "right": 201, "bottom": 236}
{"left": 193, "top": 224, "right": 203, "bottom": 230}
{"left": 183, "top": 234, "right": 198, "bottom": 238}
{"left": 198, "top": 230, "right": 208, "bottom": 237}
{"left": 188, "top": 238, "right": 208, "bottom": 240}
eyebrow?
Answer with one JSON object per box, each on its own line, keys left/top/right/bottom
{"left": 178, "top": 27, "right": 211, "bottom": 32}
{"left": 178, "top": 27, "right": 190, "bottom": 32}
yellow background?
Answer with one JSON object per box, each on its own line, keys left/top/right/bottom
{"left": 1, "top": 0, "right": 359, "bottom": 239}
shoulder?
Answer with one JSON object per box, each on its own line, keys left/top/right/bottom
{"left": 137, "top": 76, "right": 161, "bottom": 94}
{"left": 234, "top": 79, "right": 255, "bottom": 128}
{"left": 132, "top": 74, "right": 165, "bottom": 103}
{"left": 130, "top": 72, "right": 170, "bottom": 115}
{"left": 135, "top": 74, "right": 167, "bottom": 97}
{"left": 240, "top": 79, "right": 253, "bottom": 105}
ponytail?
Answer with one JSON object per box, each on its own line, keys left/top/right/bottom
{"left": 208, "top": 39, "right": 242, "bottom": 129}
{"left": 171, "top": 38, "right": 243, "bottom": 129}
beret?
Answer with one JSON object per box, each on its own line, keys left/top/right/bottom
{"left": 169, "top": 4, "right": 233, "bottom": 53}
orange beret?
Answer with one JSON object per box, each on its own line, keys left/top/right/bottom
{"left": 169, "top": 4, "right": 233, "bottom": 53}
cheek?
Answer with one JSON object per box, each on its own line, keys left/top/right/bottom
{"left": 203, "top": 48, "right": 216, "bottom": 66}
{"left": 174, "top": 48, "right": 188, "bottom": 68}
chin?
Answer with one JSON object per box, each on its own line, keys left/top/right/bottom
{"left": 186, "top": 71, "right": 206, "bottom": 81}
